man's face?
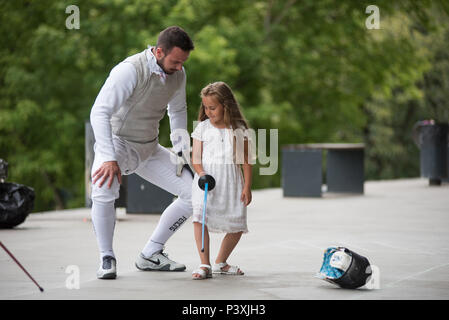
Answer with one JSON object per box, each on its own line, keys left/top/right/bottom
{"left": 155, "top": 46, "right": 190, "bottom": 74}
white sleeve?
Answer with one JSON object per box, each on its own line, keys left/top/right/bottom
{"left": 90, "top": 62, "right": 137, "bottom": 161}
{"left": 167, "top": 68, "right": 188, "bottom": 153}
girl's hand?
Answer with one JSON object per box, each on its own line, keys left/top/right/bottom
{"left": 240, "top": 187, "right": 252, "bottom": 206}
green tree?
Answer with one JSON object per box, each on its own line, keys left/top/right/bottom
{"left": 1, "top": 0, "right": 448, "bottom": 212}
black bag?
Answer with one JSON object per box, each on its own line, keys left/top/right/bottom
{"left": 0, "top": 182, "right": 35, "bottom": 228}
{"left": 331, "top": 248, "right": 372, "bottom": 289}
{"left": 316, "top": 246, "right": 372, "bottom": 289}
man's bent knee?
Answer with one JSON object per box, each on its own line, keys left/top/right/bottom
{"left": 91, "top": 180, "right": 120, "bottom": 203}
{"left": 177, "top": 171, "right": 193, "bottom": 201}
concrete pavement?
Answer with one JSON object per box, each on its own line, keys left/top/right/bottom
{"left": 1, "top": 178, "right": 448, "bottom": 300}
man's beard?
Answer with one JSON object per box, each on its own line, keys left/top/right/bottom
{"left": 157, "top": 56, "right": 176, "bottom": 75}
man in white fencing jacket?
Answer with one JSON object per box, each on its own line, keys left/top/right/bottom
{"left": 89, "top": 26, "right": 194, "bottom": 279}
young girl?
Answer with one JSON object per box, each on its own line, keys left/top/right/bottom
{"left": 190, "top": 81, "right": 253, "bottom": 280}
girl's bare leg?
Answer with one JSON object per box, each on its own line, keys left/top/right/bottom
{"left": 215, "top": 232, "right": 243, "bottom": 272}
{"left": 193, "top": 222, "right": 211, "bottom": 278}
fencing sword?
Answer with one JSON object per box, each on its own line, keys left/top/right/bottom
{"left": 198, "top": 174, "right": 216, "bottom": 252}
{"left": 0, "top": 241, "right": 44, "bottom": 292}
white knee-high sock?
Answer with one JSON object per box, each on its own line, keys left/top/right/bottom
{"left": 91, "top": 200, "right": 116, "bottom": 260}
{"left": 142, "top": 198, "right": 191, "bottom": 257}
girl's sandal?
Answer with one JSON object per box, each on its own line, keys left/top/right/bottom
{"left": 192, "top": 264, "right": 212, "bottom": 280}
{"left": 212, "top": 262, "right": 244, "bottom": 275}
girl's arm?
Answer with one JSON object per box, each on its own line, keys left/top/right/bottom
{"left": 191, "top": 138, "right": 206, "bottom": 176}
{"left": 242, "top": 138, "right": 253, "bottom": 189}
{"left": 241, "top": 138, "right": 253, "bottom": 206}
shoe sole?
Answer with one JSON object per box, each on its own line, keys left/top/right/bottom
{"left": 135, "top": 263, "right": 186, "bottom": 272}
{"left": 212, "top": 270, "right": 244, "bottom": 275}
{"left": 192, "top": 273, "right": 213, "bottom": 280}
{"left": 212, "top": 272, "right": 244, "bottom": 275}
{"left": 192, "top": 276, "right": 212, "bottom": 280}
{"left": 97, "top": 272, "right": 117, "bottom": 279}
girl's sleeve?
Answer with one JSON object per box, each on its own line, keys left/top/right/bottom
{"left": 191, "top": 121, "right": 203, "bottom": 141}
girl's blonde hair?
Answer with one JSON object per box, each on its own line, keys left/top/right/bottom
{"left": 198, "top": 82, "right": 253, "bottom": 165}
{"left": 198, "top": 82, "right": 249, "bottom": 130}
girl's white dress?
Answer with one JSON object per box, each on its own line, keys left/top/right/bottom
{"left": 191, "top": 119, "right": 248, "bottom": 233}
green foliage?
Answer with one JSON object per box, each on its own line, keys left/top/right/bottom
{"left": 1, "top": 0, "right": 448, "bottom": 211}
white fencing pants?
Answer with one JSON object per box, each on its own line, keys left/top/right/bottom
{"left": 90, "top": 136, "right": 193, "bottom": 260}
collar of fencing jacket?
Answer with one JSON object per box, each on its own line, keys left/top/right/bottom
{"left": 146, "top": 45, "right": 166, "bottom": 83}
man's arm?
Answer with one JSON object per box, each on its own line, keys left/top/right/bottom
{"left": 90, "top": 62, "right": 137, "bottom": 161}
{"left": 167, "top": 68, "right": 188, "bottom": 154}
{"left": 90, "top": 62, "right": 137, "bottom": 188}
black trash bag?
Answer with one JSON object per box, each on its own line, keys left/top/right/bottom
{"left": 0, "top": 182, "right": 35, "bottom": 228}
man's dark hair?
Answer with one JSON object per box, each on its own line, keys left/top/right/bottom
{"left": 157, "top": 26, "right": 194, "bottom": 54}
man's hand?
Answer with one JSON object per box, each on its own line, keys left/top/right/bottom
{"left": 176, "top": 151, "right": 194, "bottom": 178}
{"left": 92, "top": 161, "right": 122, "bottom": 188}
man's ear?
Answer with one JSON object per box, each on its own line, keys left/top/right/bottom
{"left": 155, "top": 47, "right": 165, "bottom": 59}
